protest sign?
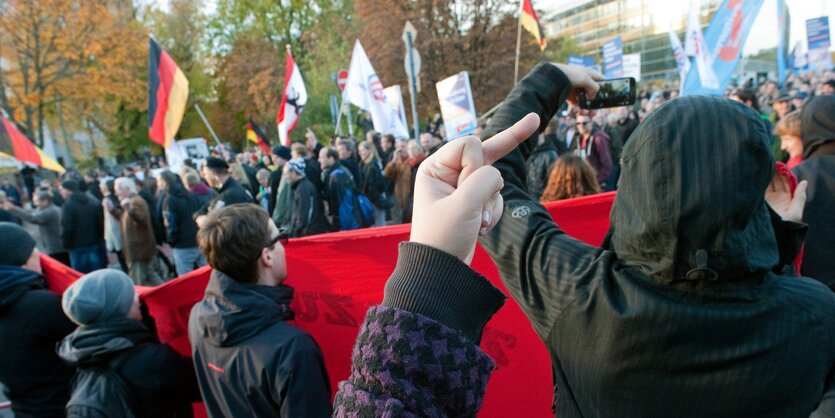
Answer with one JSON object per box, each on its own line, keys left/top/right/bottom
{"left": 435, "top": 71, "right": 478, "bottom": 140}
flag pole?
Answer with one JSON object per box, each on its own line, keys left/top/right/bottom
{"left": 514, "top": 0, "right": 523, "bottom": 85}
{"left": 194, "top": 104, "right": 221, "bottom": 145}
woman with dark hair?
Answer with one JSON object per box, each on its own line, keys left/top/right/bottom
{"left": 540, "top": 154, "right": 602, "bottom": 202}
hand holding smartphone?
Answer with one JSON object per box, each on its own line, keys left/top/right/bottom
{"left": 577, "top": 77, "right": 636, "bottom": 109}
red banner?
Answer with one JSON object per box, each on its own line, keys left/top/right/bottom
{"left": 43, "top": 192, "right": 615, "bottom": 417}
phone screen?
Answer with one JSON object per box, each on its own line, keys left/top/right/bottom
{"left": 578, "top": 77, "right": 636, "bottom": 109}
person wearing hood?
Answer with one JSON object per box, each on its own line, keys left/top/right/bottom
{"left": 793, "top": 95, "right": 835, "bottom": 289}
{"left": 285, "top": 158, "right": 330, "bottom": 237}
{"left": 475, "top": 63, "right": 835, "bottom": 416}
{"left": 189, "top": 204, "right": 331, "bottom": 418}
{"left": 525, "top": 132, "right": 558, "bottom": 200}
{"left": 58, "top": 269, "right": 198, "bottom": 417}
{"left": 0, "top": 222, "right": 75, "bottom": 418}
{"left": 158, "top": 171, "right": 205, "bottom": 276}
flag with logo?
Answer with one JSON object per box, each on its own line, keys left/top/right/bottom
{"left": 682, "top": 0, "right": 719, "bottom": 93}
{"left": 669, "top": 31, "right": 691, "bottom": 83}
{"left": 277, "top": 47, "right": 307, "bottom": 147}
{"left": 247, "top": 118, "right": 272, "bottom": 155}
{"left": 148, "top": 36, "right": 189, "bottom": 149}
{"left": 520, "top": 0, "right": 547, "bottom": 51}
{"left": 343, "top": 40, "right": 409, "bottom": 138}
{"left": 682, "top": 0, "right": 765, "bottom": 96}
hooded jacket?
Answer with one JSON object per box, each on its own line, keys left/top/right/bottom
{"left": 793, "top": 95, "right": 835, "bottom": 288}
{"left": 57, "top": 319, "right": 198, "bottom": 418}
{"left": 162, "top": 183, "right": 199, "bottom": 249}
{"left": 0, "top": 266, "right": 75, "bottom": 418}
{"left": 526, "top": 138, "right": 558, "bottom": 200}
{"left": 188, "top": 270, "right": 331, "bottom": 418}
{"left": 479, "top": 63, "right": 835, "bottom": 417}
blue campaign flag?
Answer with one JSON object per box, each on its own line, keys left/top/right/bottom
{"left": 568, "top": 55, "right": 595, "bottom": 68}
{"left": 806, "top": 17, "right": 831, "bottom": 71}
{"left": 602, "top": 36, "right": 624, "bottom": 78}
{"left": 682, "top": 0, "right": 765, "bottom": 96}
{"left": 776, "top": 0, "right": 789, "bottom": 86}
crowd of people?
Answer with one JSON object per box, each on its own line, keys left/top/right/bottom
{"left": 0, "top": 61, "right": 833, "bottom": 418}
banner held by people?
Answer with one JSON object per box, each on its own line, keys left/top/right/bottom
{"left": 277, "top": 45, "right": 307, "bottom": 147}
{"left": 148, "top": 36, "right": 189, "bottom": 149}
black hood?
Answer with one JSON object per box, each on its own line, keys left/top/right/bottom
{"left": 57, "top": 318, "right": 154, "bottom": 367}
{"left": 610, "top": 96, "right": 778, "bottom": 284}
{"left": 800, "top": 95, "right": 835, "bottom": 159}
{"left": 0, "top": 267, "right": 43, "bottom": 314}
{"left": 191, "top": 270, "right": 294, "bottom": 347}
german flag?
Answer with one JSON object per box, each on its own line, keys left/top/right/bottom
{"left": 0, "top": 115, "right": 65, "bottom": 173}
{"left": 148, "top": 36, "right": 189, "bottom": 149}
{"left": 246, "top": 118, "right": 272, "bottom": 155}
{"left": 521, "top": 0, "right": 547, "bottom": 51}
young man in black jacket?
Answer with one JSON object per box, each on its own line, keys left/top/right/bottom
{"left": 59, "top": 180, "right": 107, "bottom": 273}
{"left": 0, "top": 222, "right": 75, "bottom": 418}
{"left": 285, "top": 159, "right": 329, "bottom": 237}
{"left": 190, "top": 204, "right": 331, "bottom": 417}
{"left": 158, "top": 171, "right": 205, "bottom": 276}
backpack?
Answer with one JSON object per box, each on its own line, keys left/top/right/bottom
{"left": 66, "top": 348, "right": 139, "bottom": 418}
{"left": 338, "top": 189, "right": 374, "bottom": 230}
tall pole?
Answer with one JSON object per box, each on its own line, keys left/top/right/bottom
{"left": 194, "top": 104, "right": 221, "bottom": 145}
{"left": 406, "top": 32, "right": 420, "bottom": 140}
{"left": 514, "top": 0, "right": 523, "bottom": 85}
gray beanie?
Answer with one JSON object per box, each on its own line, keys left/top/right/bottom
{"left": 62, "top": 269, "right": 136, "bottom": 326}
{"left": 0, "top": 222, "right": 37, "bottom": 267}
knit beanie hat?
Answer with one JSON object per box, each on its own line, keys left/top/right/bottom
{"left": 287, "top": 158, "right": 306, "bottom": 175}
{"left": 0, "top": 222, "right": 37, "bottom": 266}
{"left": 62, "top": 269, "right": 136, "bottom": 326}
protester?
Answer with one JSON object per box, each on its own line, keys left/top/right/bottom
{"left": 5, "top": 190, "right": 69, "bottom": 266}
{"left": 540, "top": 154, "right": 602, "bottom": 202}
{"left": 774, "top": 109, "right": 804, "bottom": 169}
{"left": 190, "top": 204, "right": 331, "bottom": 417}
{"left": 525, "top": 132, "right": 558, "bottom": 200}
{"left": 291, "top": 142, "right": 323, "bottom": 193}
{"left": 255, "top": 168, "right": 271, "bottom": 211}
{"left": 769, "top": 93, "right": 794, "bottom": 162}
{"left": 419, "top": 132, "right": 443, "bottom": 156}
{"left": 58, "top": 269, "right": 199, "bottom": 417}
{"left": 357, "top": 140, "right": 389, "bottom": 226}
{"left": 60, "top": 179, "right": 107, "bottom": 273}
{"left": 268, "top": 146, "right": 291, "bottom": 215}
{"left": 337, "top": 138, "right": 362, "bottom": 186}
{"left": 380, "top": 133, "right": 396, "bottom": 164}
{"left": 571, "top": 114, "right": 612, "bottom": 188}
{"left": 101, "top": 179, "right": 128, "bottom": 271}
{"left": 0, "top": 222, "right": 75, "bottom": 418}
{"left": 793, "top": 95, "right": 835, "bottom": 290}
{"left": 0, "top": 191, "right": 20, "bottom": 224}
{"left": 285, "top": 158, "right": 329, "bottom": 237}
{"left": 476, "top": 63, "right": 833, "bottom": 416}
{"left": 1, "top": 178, "right": 22, "bottom": 207}
{"left": 603, "top": 112, "right": 624, "bottom": 189}
{"left": 195, "top": 157, "right": 254, "bottom": 225}
{"left": 229, "top": 162, "right": 253, "bottom": 197}
{"left": 158, "top": 171, "right": 205, "bottom": 276}
{"left": 406, "top": 139, "right": 427, "bottom": 221}
{"left": 184, "top": 171, "right": 216, "bottom": 208}
{"left": 115, "top": 177, "right": 163, "bottom": 286}
{"left": 319, "top": 147, "right": 360, "bottom": 230}
{"left": 383, "top": 138, "right": 412, "bottom": 224}
{"left": 272, "top": 164, "right": 295, "bottom": 231}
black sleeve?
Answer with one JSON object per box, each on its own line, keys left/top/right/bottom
{"left": 274, "top": 334, "right": 332, "bottom": 418}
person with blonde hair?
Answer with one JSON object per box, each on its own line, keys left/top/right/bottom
{"left": 540, "top": 154, "right": 602, "bottom": 202}
{"left": 358, "top": 140, "right": 389, "bottom": 226}
{"left": 774, "top": 109, "right": 804, "bottom": 169}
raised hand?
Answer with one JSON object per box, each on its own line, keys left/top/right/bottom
{"left": 410, "top": 113, "right": 540, "bottom": 264}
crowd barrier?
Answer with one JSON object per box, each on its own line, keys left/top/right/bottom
{"left": 42, "top": 191, "right": 616, "bottom": 417}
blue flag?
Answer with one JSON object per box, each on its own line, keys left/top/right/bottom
{"left": 682, "top": 0, "right": 765, "bottom": 96}
{"left": 603, "top": 36, "right": 624, "bottom": 78}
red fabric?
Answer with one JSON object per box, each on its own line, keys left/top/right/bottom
{"left": 0, "top": 116, "right": 42, "bottom": 167}
{"left": 774, "top": 162, "right": 803, "bottom": 275}
{"left": 42, "top": 191, "right": 616, "bottom": 417}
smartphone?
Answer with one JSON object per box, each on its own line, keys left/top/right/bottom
{"left": 577, "top": 77, "right": 636, "bottom": 109}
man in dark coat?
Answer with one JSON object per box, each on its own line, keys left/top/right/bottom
{"left": 195, "top": 157, "right": 254, "bottom": 226}
{"left": 190, "top": 204, "right": 331, "bottom": 418}
{"left": 479, "top": 63, "right": 835, "bottom": 417}
{"left": 571, "top": 114, "right": 612, "bottom": 188}
{"left": 58, "top": 269, "right": 198, "bottom": 417}
{"left": 268, "top": 146, "right": 291, "bottom": 215}
{"left": 319, "top": 147, "right": 359, "bottom": 230}
{"left": 158, "top": 171, "right": 205, "bottom": 276}
{"left": 0, "top": 223, "right": 75, "bottom": 418}
{"left": 525, "top": 133, "right": 558, "bottom": 200}
{"left": 793, "top": 95, "right": 835, "bottom": 289}
{"left": 59, "top": 180, "right": 107, "bottom": 273}
{"left": 285, "top": 159, "right": 329, "bottom": 237}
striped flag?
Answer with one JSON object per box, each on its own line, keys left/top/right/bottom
{"left": 0, "top": 115, "right": 65, "bottom": 173}
{"left": 277, "top": 47, "right": 307, "bottom": 147}
{"left": 246, "top": 118, "right": 272, "bottom": 155}
{"left": 148, "top": 36, "right": 189, "bottom": 149}
{"left": 521, "top": 0, "right": 547, "bottom": 51}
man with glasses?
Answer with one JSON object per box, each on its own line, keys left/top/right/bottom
{"left": 189, "top": 204, "right": 331, "bottom": 417}
{"left": 571, "top": 115, "right": 612, "bottom": 188}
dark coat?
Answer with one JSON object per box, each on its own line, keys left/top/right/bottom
{"left": 197, "top": 177, "right": 254, "bottom": 216}
{"left": 340, "top": 158, "right": 363, "bottom": 190}
{"left": 189, "top": 182, "right": 216, "bottom": 209}
{"left": 61, "top": 192, "right": 105, "bottom": 250}
{"left": 268, "top": 168, "right": 283, "bottom": 216}
{"left": 57, "top": 319, "right": 198, "bottom": 418}
{"left": 322, "top": 162, "right": 357, "bottom": 230}
{"left": 162, "top": 185, "right": 199, "bottom": 249}
{"left": 479, "top": 63, "right": 835, "bottom": 417}
{"left": 189, "top": 270, "right": 332, "bottom": 418}
{"left": 525, "top": 139, "right": 558, "bottom": 200}
{"left": 570, "top": 128, "right": 612, "bottom": 186}
{"left": 290, "top": 177, "right": 329, "bottom": 237}
{"left": 0, "top": 267, "right": 75, "bottom": 418}
{"left": 359, "top": 158, "right": 387, "bottom": 207}
{"left": 793, "top": 95, "right": 835, "bottom": 289}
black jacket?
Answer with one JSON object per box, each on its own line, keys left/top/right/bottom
{"left": 525, "top": 139, "right": 558, "bottom": 200}
{"left": 0, "top": 267, "right": 75, "bottom": 418}
{"left": 162, "top": 184, "right": 199, "bottom": 249}
{"left": 268, "top": 169, "right": 283, "bottom": 216}
{"left": 197, "top": 177, "right": 254, "bottom": 216}
{"left": 359, "top": 158, "right": 387, "bottom": 207}
{"left": 189, "top": 270, "right": 332, "bottom": 418}
{"left": 57, "top": 318, "right": 198, "bottom": 418}
{"left": 793, "top": 95, "right": 835, "bottom": 289}
{"left": 61, "top": 192, "right": 104, "bottom": 250}
{"left": 340, "top": 158, "right": 363, "bottom": 190}
{"left": 479, "top": 63, "right": 835, "bottom": 417}
{"left": 322, "top": 162, "right": 357, "bottom": 230}
{"left": 290, "top": 177, "right": 329, "bottom": 237}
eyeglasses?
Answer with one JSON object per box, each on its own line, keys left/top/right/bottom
{"left": 264, "top": 231, "right": 289, "bottom": 249}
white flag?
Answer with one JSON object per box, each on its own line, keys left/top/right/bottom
{"left": 684, "top": 0, "right": 700, "bottom": 56}
{"left": 343, "top": 41, "right": 409, "bottom": 138}
{"left": 669, "top": 31, "right": 691, "bottom": 82}
{"left": 686, "top": 2, "right": 719, "bottom": 90}
{"left": 277, "top": 48, "right": 307, "bottom": 147}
